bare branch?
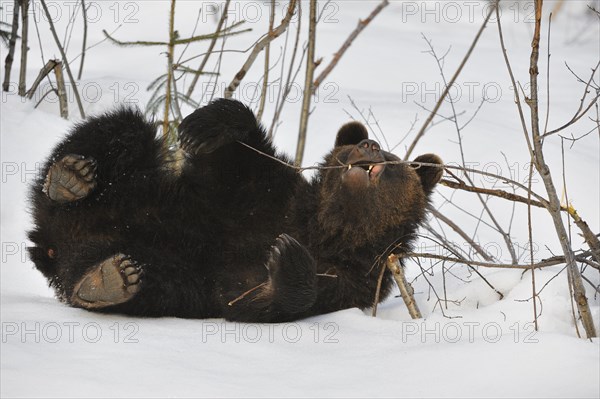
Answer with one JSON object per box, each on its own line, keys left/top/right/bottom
{"left": 387, "top": 254, "right": 422, "bottom": 319}
{"left": 185, "top": 0, "right": 231, "bottom": 99}
{"left": 440, "top": 179, "right": 548, "bottom": 209}
{"left": 224, "top": 0, "right": 297, "bottom": 99}
{"left": 542, "top": 12, "right": 552, "bottom": 136}
{"left": 2, "top": 0, "right": 19, "bottom": 92}
{"left": 103, "top": 25, "right": 249, "bottom": 48}
{"left": 526, "top": 0, "right": 596, "bottom": 339}
{"left": 541, "top": 60, "right": 600, "bottom": 138}
{"left": 571, "top": 212, "right": 600, "bottom": 264}
{"left": 18, "top": 0, "right": 29, "bottom": 96}
{"left": 371, "top": 262, "right": 387, "bottom": 317}
{"left": 423, "top": 33, "right": 517, "bottom": 264}
{"left": 26, "top": 59, "right": 58, "bottom": 99}
{"left": 400, "top": 252, "right": 593, "bottom": 270}
{"left": 313, "top": 0, "right": 389, "bottom": 90}
{"left": 496, "top": 3, "right": 534, "bottom": 157}
{"left": 40, "top": 0, "right": 85, "bottom": 119}
{"left": 268, "top": 1, "right": 303, "bottom": 138}
{"left": 294, "top": 0, "right": 316, "bottom": 166}
{"left": 404, "top": 0, "right": 497, "bottom": 160}
{"left": 429, "top": 207, "right": 494, "bottom": 262}
{"left": 162, "top": 0, "right": 177, "bottom": 139}
{"left": 77, "top": 0, "right": 87, "bottom": 80}
{"left": 239, "top": 138, "right": 600, "bottom": 270}
{"left": 256, "top": 0, "right": 275, "bottom": 122}
{"left": 53, "top": 61, "right": 68, "bottom": 119}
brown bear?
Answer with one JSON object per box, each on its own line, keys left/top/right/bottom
{"left": 27, "top": 99, "right": 442, "bottom": 322}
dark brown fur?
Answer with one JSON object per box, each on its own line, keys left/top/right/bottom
{"left": 27, "top": 99, "right": 442, "bottom": 322}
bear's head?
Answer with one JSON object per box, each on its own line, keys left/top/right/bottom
{"left": 315, "top": 121, "right": 443, "bottom": 248}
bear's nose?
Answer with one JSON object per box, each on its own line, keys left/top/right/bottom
{"left": 357, "top": 139, "right": 380, "bottom": 152}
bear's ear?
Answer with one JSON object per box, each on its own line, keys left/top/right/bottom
{"left": 412, "top": 153, "right": 443, "bottom": 194}
{"left": 335, "top": 122, "right": 369, "bottom": 147}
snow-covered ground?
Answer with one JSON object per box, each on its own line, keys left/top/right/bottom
{"left": 1, "top": 1, "right": 599, "bottom": 397}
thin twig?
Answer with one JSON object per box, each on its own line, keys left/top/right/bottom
{"left": 33, "top": 86, "right": 56, "bottom": 109}
{"left": 429, "top": 207, "right": 494, "bottom": 261}
{"left": 77, "top": 0, "right": 87, "bottom": 80}
{"left": 542, "top": 12, "right": 552, "bottom": 135}
{"left": 208, "top": 16, "right": 229, "bottom": 104}
{"left": 227, "top": 282, "right": 267, "bottom": 306}
{"left": 439, "top": 179, "right": 549, "bottom": 209}
{"left": 40, "top": 0, "right": 85, "bottom": 119}
{"left": 404, "top": 0, "right": 497, "bottom": 160}
{"left": 399, "top": 252, "right": 592, "bottom": 270}
{"left": 185, "top": 0, "right": 231, "bottom": 99}
{"left": 268, "top": 2, "right": 304, "bottom": 138}
{"left": 562, "top": 137, "right": 581, "bottom": 337}
{"left": 582, "top": 275, "right": 600, "bottom": 295}
{"left": 345, "top": 96, "right": 390, "bottom": 151}
{"left": 162, "top": 0, "right": 176, "bottom": 139}
{"left": 423, "top": 33, "right": 517, "bottom": 264}
{"left": 103, "top": 25, "right": 249, "bottom": 47}
{"left": 371, "top": 262, "right": 388, "bottom": 317}
{"left": 526, "top": 159, "right": 539, "bottom": 330}
{"left": 224, "top": 0, "right": 297, "bottom": 98}
{"left": 541, "top": 60, "right": 600, "bottom": 138}
{"left": 313, "top": 0, "right": 389, "bottom": 90}
{"left": 496, "top": 3, "right": 534, "bottom": 157}
{"left": 256, "top": 0, "right": 275, "bottom": 122}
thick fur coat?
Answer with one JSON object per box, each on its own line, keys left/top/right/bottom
{"left": 28, "top": 99, "right": 442, "bottom": 322}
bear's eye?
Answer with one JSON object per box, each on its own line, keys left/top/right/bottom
{"left": 47, "top": 248, "right": 56, "bottom": 259}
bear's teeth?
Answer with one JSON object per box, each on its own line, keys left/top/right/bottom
{"left": 348, "top": 165, "right": 352, "bottom": 170}
{"left": 368, "top": 165, "right": 373, "bottom": 173}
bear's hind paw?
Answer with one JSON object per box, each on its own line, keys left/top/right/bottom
{"left": 43, "top": 154, "right": 97, "bottom": 203}
{"left": 265, "top": 234, "right": 317, "bottom": 313}
{"left": 71, "top": 254, "right": 142, "bottom": 309}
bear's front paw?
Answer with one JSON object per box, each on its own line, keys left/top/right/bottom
{"left": 177, "top": 99, "right": 257, "bottom": 155}
{"left": 266, "top": 234, "right": 317, "bottom": 313}
{"left": 178, "top": 126, "right": 243, "bottom": 155}
{"left": 43, "top": 154, "right": 97, "bottom": 203}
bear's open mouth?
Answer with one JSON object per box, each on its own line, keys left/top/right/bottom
{"left": 348, "top": 160, "right": 385, "bottom": 178}
{"left": 346, "top": 160, "right": 385, "bottom": 181}
{"left": 348, "top": 161, "right": 385, "bottom": 176}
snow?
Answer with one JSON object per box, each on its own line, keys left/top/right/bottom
{"left": 1, "top": 1, "right": 599, "bottom": 398}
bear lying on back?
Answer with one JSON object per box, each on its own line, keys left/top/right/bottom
{"left": 27, "top": 99, "right": 442, "bottom": 322}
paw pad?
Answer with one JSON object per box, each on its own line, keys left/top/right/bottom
{"left": 44, "top": 154, "right": 97, "bottom": 203}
